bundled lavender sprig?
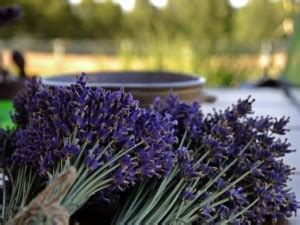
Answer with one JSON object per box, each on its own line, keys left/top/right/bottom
{"left": 8, "top": 75, "right": 178, "bottom": 218}
{"left": 5, "top": 76, "right": 299, "bottom": 224}
{"left": 158, "top": 95, "right": 298, "bottom": 224}
{"left": 202, "top": 98, "right": 298, "bottom": 224}
{"left": 12, "top": 77, "right": 41, "bottom": 128}
{"left": 114, "top": 95, "right": 298, "bottom": 224}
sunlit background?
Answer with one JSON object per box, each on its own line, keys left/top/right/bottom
{"left": 0, "top": 0, "right": 299, "bottom": 86}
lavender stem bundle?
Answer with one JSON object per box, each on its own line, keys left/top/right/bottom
{"left": 6, "top": 75, "right": 178, "bottom": 220}
{"left": 114, "top": 95, "right": 298, "bottom": 224}
{"left": 0, "top": 74, "right": 298, "bottom": 224}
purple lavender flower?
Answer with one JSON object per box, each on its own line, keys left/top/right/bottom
{"left": 62, "top": 144, "right": 80, "bottom": 158}
{"left": 228, "top": 187, "right": 248, "bottom": 206}
{"left": 199, "top": 205, "right": 214, "bottom": 221}
{"left": 232, "top": 96, "right": 255, "bottom": 117}
{"left": 12, "top": 77, "right": 41, "bottom": 127}
{"left": 272, "top": 116, "right": 290, "bottom": 135}
{"left": 152, "top": 94, "right": 299, "bottom": 224}
{"left": 218, "top": 205, "right": 231, "bottom": 221}
{"left": 153, "top": 94, "right": 203, "bottom": 140}
{"left": 182, "top": 187, "right": 196, "bottom": 201}
{"left": 84, "top": 156, "right": 100, "bottom": 170}
{"left": 11, "top": 74, "right": 178, "bottom": 192}
{"left": 113, "top": 94, "right": 298, "bottom": 225}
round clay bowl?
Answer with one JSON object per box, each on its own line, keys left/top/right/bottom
{"left": 42, "top": 71, "right": 205, "bottom": 107}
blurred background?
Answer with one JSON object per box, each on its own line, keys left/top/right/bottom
{"left": 0, "top": 0, "right": 299, "bottom": 87}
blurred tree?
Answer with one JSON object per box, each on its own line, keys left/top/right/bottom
{"left": 0, "top": 0, "right": 289, "bottom": 51}
{"left": 234, "top": 0, "right": 286, "bottom": 45}
{"left": 165, "top": 0, "right": 233, "bottom": 53}
{"left": 71, "top": 0, "right": 123, "bottom": 39}
{"left": 0, "top": 0, "right": 79, "bottom": 38}
{"left": 122, "top": 0, "right": 165, "bottom": 39}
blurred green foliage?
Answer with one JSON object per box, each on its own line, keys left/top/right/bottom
{"left": 234, "top": 0, "right": 286, "bottom": 45}
{"left": 285, "top": 14, "right": 300, "bottom": 85}
{"left": 0, "top": 0, "right": 287, "bottom": 46}
{"left": 0, "top": 100, "right": 13, "bottom": 128}
{"left": 0, "top": 0, "right": 291, "bottom": 86}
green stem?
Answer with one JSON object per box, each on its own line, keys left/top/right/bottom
{"left": 130, "top": 179, "right": 169, "bottom": 224}
{"left": 74, "top": 141, "right": 88, "bottom": 168}
{"left": 69, "top": 183, "right": 112, "bottom": 213}
{"left": 208, "top": 197, "right": 230, "bottom": 209}
{"left": 63, "top": 163, "right": 119, "bottom": 211}
{"left": 174, "top": 177, "right": 200, "bottom": 219}
{"left": 84, "top": 141, "right": 143, "bottom": 186}
{"left": 118, "top": 180, "right": 148, "bottom": 221}
{"left": 194, "top": 150, "right": 210, "bottom": 167}
{"left": 179, "top": 130, "right": 188, "bottom": 148}
{"left": 64, "top": 141, "right": 143, "bottom": 209}
{"left": 147, "top": 179, "right": 186, "bottom": 224}
{"left": 114, "top": 180, "right": 154, "bottom": 224}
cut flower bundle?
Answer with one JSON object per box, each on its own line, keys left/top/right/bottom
{"left": 0, "top": 74, "right": 298, "bottom": 224}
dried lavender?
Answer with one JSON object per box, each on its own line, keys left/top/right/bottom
{"left": 9, "top": 75, "right": 178, "bottom": 216}
{"left": 201, "top": 100, "right": 298, "bottom": 224}
{"left": 12, "top": 77, "right": 41, "bottom": 128}
{"left": 7, "top": 76, "right": 299, "bottom": 224}
{"left": 0, "top": 129, "right": 37, "bottom": 222}
{"left": 153, "top": 94, "right": 203, "bottom": 140}
{"left": 114, "top": 95, "right": 298, "bottom": 224}
{"left": 113, "top": 132, "right": 260, "bottom": 224}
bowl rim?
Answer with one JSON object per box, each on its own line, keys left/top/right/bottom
{"left": 42, "top": 71, "right": 206, "bottom": 89}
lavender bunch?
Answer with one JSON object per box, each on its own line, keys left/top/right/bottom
{"left": 113, "top": 96, "right": 259, "bottom": 224}
{"left": 7, "top": 75, "right": 178, "bottom": 219}
{"left": 201, "top": 98, "right": 298, "bottom": 224}
{"left": 12, "top": 77, "right": 41, "bottom": 128}
{"left": 1, "top": 129, "right": 34, "bottom": 223}
{"left": 113, "top": 95, "right": 298, "bottom": 224}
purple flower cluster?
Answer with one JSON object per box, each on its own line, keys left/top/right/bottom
{"left": 12, "top": 77, "right": 41, "bottom": 127}
{"left": 9, "top": 76, "right": 299, "bottom": 223}
{"left": 11, "top": 75, "right": 178, "bottom": 191}
{"left": 153, "top": 94, "right": 203, "bottom": 140}
{"left": 154, "top": 94, "right": 299, "bottom": 224}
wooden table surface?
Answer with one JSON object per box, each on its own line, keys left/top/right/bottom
{"left": 203, "top": 88, "right": 300, "bottom": 225}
